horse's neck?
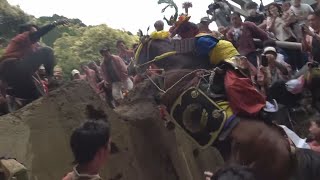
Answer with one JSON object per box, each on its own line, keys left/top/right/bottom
{"left": 160, "top": 54, "right": 210, "bottom": 71}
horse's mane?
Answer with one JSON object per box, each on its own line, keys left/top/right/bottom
{"left": 294, "top": 148, "right": 320, "bottom": 180}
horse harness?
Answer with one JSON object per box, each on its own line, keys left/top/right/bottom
{"left": 134, "top": 37, "right": 197, "bottom": 70}
{"left": 134, "top": 38, "right": 254, "bottom": 149}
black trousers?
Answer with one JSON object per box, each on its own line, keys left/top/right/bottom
{"left": 0, "top": 47, "right": 55, "bottom": 100}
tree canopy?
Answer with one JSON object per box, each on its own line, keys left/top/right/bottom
{"left": 0, "top": 0, "right": 32, "bottom": 40}
{"left": 54, "top": 24, "right": 138, "bottom": 78}
{"left": 36, "top": 14, "right": 86, "bottom": 47}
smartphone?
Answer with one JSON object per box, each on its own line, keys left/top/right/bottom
{"left": 261, "top": 54, "right": 268, "bottom": 67}
{"left": 300, "top": 23, "right": 306, "bottom": 32}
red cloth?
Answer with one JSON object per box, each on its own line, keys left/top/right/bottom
{"left": 100, "top": 55, "right": 128, "bottom": 84}
{"left": 1, "top": 32, "right": 36, "bottom": 61}
{"left": 224, "top": 70, "right": 266, "bottom": 116}
{"left": 308, "top": 141, "right": 320, "bottom": 153}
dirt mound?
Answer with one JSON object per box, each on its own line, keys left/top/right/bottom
{"left": 0, "top": 80, "right": 223, "bottom": 180}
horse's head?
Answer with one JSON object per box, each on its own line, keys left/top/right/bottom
{"left": 128, "top": 35, "right": 174, "bottom": 76}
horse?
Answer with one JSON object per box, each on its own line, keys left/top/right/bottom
{"left": 129, "top": 36, "right": 320, "bottom": 179}
{"left": 128, "top": 37, "right": 211, "bottom": 74}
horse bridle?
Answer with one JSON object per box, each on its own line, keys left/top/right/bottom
{"left": 133, "top": 38, "right": 177, "bottom": 70}
{"left": 134, "top": 38, "right": 153, "bottom": 66}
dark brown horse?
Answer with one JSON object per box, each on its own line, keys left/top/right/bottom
{"left": 129, "top": 37, "right": 320, "bottom": 179}
{"left": 128, "top": 38, "right": 211, "bottom": 75}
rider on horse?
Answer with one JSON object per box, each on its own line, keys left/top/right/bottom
{"left": 0, "top": 20, "right": 68, "bottom": 101}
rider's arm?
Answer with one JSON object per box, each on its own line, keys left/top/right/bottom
{"left": 248, "top": 22, "right": 269, "bottom": 41}
{"left": 29, "top": 23, "right": 57, "bottom": 43}
{"left": 29, "top": 20, "right": 67, "bottom": 43}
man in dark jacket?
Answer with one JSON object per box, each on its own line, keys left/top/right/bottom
{"left": 0, "top": 20, "right": 68, "bottom": 100}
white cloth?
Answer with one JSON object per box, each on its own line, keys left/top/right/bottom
{"left": 290, "top": 4, "right": 314, "bottom": 24}
{"left": 62, "top": 165, "right": 102, "bottom": 180}
{"left": 112, "top": 78, "right": 133, "bottom": 100}
{"left": 267, "top": 17, "right": 295, "bottom": 41}
{"left": 276, "top": 53, "right": 284, "bottom": 62}
{"left": 285, "top": 75, "right": 305, "bottom": 94}
{"left": 279, "top": 125, "right": 311, "bottom": 149}
{"left": 264, "top": 99, "right": 278, "bottom": 113}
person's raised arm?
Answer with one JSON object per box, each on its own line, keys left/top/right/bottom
{"left": 248, "top": 22, "right": 269, "bottom": 41}
{"left": 301, "top": 24, "right": 315, "bottom": 52}
{"left": 29, "top": 20, "right": 68, "bottom": 43}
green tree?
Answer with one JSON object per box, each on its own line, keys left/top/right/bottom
{"left": 36, "top": 14, "right": 86, "bottom": 47}
{"left": 53, "top": 24, "right": 138, "bottom": 79}
{"left": 0, "top": 0, "right": 32, "bottom": 39}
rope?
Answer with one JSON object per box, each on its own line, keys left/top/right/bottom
{"left": 165, "top": 69, "right": 210, "bottom": 94}
{"left": 146, "top": 74, "right": 166, "bottom": 93}
{"left": 145, "top": 69, "right": 210, "bottom": 95}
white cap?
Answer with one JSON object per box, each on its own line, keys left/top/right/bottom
{"left": 39, "top": 65, "right": 45, "bottom": 70}
{"left": 71, "top": 69, "right": 80, "bottom": 76}
{"left": 263, "top": 46, "right": 277, "bottom": 54}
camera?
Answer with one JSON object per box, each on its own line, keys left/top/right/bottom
{"left": 300, "top": 23, "right": 306, "bottom": 32}
{"left": 261, "top": 54, "right": 268, "bottom": 67}
{"left": 207, "top": 2, "right": 221, "bottom": 15}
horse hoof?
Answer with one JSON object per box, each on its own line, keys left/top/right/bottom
{"left": 166, "top": 121, "right": 175, "bottom": 130}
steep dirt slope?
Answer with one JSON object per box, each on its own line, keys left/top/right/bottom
{"left": 0, "top": 81, "right": 223, "bottom": 180}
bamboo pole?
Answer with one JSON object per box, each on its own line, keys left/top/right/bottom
{"left": 253, "top": 39, "right": 302, "bottom": 50}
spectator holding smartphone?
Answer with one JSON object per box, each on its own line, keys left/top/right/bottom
{"left": 302, "top": 10, "right": 320, "bottom": 63}
{"left": 257, "top": 47, "right": 292, "bottom": 90}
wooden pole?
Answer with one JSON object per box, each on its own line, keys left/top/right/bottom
{"left": 253, "top": 39, "right": 302, "bottom": 50}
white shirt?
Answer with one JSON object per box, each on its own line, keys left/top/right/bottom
{"left": 276, "top": 53, "right": 285, "bottom": 64}
{"left": 267, "top": 17, "right": 295, "bottom": 41}
{"left": 290, "top": 3, "right": 314, "bottom": 24}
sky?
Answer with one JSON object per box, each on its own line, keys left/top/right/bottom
{"left": 7, "top": 0, "right": 272, "bottom": 33}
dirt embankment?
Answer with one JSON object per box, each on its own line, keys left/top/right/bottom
{"left": 0, "top": 80, "right": 223, "bottom": 180}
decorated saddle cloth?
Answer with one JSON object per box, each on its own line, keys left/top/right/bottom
{"left": 170, "top": 87, "right": 233, "bottom": 148}
{"left": 160, "top": 69, "right": 234, "bottom": 147}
